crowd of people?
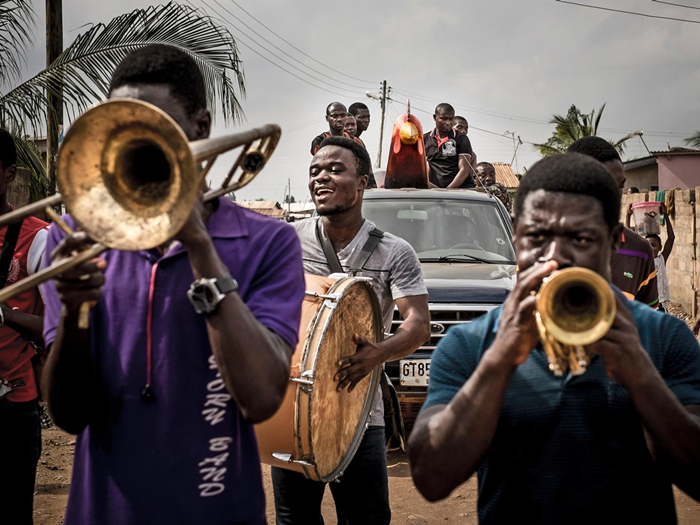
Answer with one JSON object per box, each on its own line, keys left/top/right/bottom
{"left": 0, "top": 44, "right": 698, "bottom": 525}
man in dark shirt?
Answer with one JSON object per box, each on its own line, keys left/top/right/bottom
{"left": 453, "top": 116, "right": 469, "bottom": 135}
{"left": 424, "top": 103, "right": 475, "bottom": 189}
{"left": 310, "top": 102, "right": 351, "bottom": 155}
{"left": 409, "top": 153, "right": 700, "bottom": 525}
{"left": 568, "top": 137, "right": 658, "bottom": 308}
{"left": 348, "top": 102, "right": 370, "bottom": 140}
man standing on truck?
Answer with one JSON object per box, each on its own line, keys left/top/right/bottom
{"left": 273, "top": 136, "right": 430, "bottom": 525}
{"left": 310, "top": 102, "right": 351, "bottom": 155}
{"left": 348, "top": 102, "right": 371, "bottom": 141}
{"left": 568, "top": 137, "right": 658, "bottom": 308}
{"left": 424, "top": 103, "right": 475, "bottom": 189}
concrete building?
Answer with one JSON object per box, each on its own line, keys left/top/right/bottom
{"left": 624, "top": 148, "right": 700, "bottom": 192}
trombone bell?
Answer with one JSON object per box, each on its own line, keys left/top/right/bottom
{"left": 57, "top": 99, "right": 197, "bottom": 251}
{"left": 535, "top": 268, "right": 616, "bottom": 376}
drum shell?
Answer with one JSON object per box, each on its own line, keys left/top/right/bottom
{"left": 255, "top": 274, "right": 382, "bottom": 482}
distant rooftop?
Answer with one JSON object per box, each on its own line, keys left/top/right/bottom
{"left": 492, "top": 163, "right": 520, "bottom": 189}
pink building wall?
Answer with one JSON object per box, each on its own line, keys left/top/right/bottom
{"left": 657, "top": 154, "right": 700, "bottom": 190}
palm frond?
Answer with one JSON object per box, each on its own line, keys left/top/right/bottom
{"left": 0, "top": 2, "right": 245, "bottom": 133}
{"left": 0, "top": 122, "right": 48, "bottom": 202}
{"left": 592, "top": 103, "right": 606, "bottom": 136}
{"left": 610, "top": 132, "right": 638, "bottom": 155}
{"left": 685, "top": 131, "right": 700, "bottom": 150}
{"left": 0, "top": 0, "right": 34, "bottom": 88}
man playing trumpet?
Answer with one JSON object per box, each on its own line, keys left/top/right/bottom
{"left": 409, "top": 153, "right": 700, "bottom": 524}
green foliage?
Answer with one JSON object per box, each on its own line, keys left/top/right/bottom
{"left": 0, "top": 2, "right": 246, "bottom": 202}
{"left": 0, "top": 0, "right": 34, "bottom": 88}
{"left": 685, "top": 131, "right": 700, "bottom": 149}
{"left": 534, "top": 104, "right": 637, "bottom": 157}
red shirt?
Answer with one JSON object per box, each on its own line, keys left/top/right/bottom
{"left": 0, "top": 215, "right": 48, "bottom": 402}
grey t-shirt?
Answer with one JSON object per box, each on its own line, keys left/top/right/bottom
{"left": 293, "top": 217, "right": 427, "bottom": 426}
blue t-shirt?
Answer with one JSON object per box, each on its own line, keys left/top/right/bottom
{"left": 424, "top": 298, "right": 700, "bottom": 525}
{"left": 41, "top": 199, "right": 306, "bottom": 525}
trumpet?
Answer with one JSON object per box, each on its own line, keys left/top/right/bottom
{"left": 0, "top": 98, "right": 281, "bottom": 306}
{"left": 535, "top": 268, "right": 616, "bottom": 376}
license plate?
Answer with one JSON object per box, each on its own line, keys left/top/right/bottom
{"left": 400, "top": 359, "right": 431, "bottom": 386}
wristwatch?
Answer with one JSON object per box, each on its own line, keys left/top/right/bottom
{"left": 187, "top": 276, "right": 238, "bottom": 314}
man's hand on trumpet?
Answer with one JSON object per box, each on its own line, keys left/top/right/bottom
{"left": 490, "top": 260, "right": 558, "bottom": 368}
{"left": 586, "top": 294, "right": 655, "bottom": 386}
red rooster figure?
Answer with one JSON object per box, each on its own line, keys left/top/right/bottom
{"left": 384, "top": 102, "right": 428, "bottom": 189}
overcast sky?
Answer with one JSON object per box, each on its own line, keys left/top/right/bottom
{"left": 13, "top": 0, "right": 700, "bottom": 202}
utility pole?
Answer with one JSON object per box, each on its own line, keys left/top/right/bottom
{"left": 376, "top": 81, "right": 392, "bottom": 169}
{"left": 46, "top": 0, "right": 63, "bottom": 199}
{"left": 506, "top": 131, "right": 522, "bottom": 174}
{"left": 287, "top": 178, "right": 291, "bottom": 214}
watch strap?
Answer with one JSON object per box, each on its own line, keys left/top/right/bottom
{"left": 214, "top": 276, "right": 238, "bottom": 295}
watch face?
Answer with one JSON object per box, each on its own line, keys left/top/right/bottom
{"left": 190, "top": 283, "right": 215, "bottom": 313}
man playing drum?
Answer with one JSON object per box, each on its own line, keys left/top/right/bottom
{"left": 272, "top": 136, "right": 430, "bottom": 525}
{"left": 39, "top": 46, "right": 305, "bottom": 525}
{"left": 409, "top": 154, "right": 700, "bottom": 525}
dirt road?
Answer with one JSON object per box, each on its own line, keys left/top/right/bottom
{"left": 34, "top": 427, "right": 700, "bottom": 525}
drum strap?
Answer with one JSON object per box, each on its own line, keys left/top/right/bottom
{"left": 315, "top": 219, "right": 384, "bottom": 276}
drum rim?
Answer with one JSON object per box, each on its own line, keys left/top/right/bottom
{"left": 297, "top": 276, "right": 384, "bottom": 482}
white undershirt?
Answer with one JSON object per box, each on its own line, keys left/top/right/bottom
{"left": 27, "top": 228, "right": 48, "bottom": 276}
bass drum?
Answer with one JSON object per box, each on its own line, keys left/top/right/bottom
{"left": 256, "top": 274, "right": 383, "bottom": 482}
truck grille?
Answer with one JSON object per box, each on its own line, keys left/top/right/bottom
{"left": 390, "top": 304, "right": 496, "bottom": 351}
{"left": 388, "top": 304, "right": 498, "bottom": 434}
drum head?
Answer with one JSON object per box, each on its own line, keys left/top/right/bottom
{"left": 308, "top": 278, "right": 382, "bottom": 481}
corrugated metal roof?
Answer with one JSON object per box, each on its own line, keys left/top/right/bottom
{"left": 651, "top": 148, "right": 700, "bottom": 156}
{"left": 238, "top": 200, "right": 281, "bottom": 209}
{"left": 492, "top": 163, "right": 520, "bottom": 188}
{"left": 237, "top": 200, "right": 286, "bottom": 219}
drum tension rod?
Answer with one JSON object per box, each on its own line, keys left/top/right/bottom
{"left": 304, "top": 291, "right": 340, "bottom": 301}
{"left": 271, "top": 453, "right": 314, "bottom": 468}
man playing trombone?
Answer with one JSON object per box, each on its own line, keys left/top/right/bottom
{"left": 39, "top": 45, "right": 305, "bottom": 524}
{"left": 409, "top": 153, "right": 700, "bottom": 524}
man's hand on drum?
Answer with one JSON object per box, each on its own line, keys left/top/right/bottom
{"left": 335, "top": 333, "right": 384, "bottom": 393}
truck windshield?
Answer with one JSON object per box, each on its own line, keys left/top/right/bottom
{"left": 363, "top": 198, "right": 516, "bottom": 263}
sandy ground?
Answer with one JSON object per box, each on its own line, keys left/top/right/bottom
{"left": 32, "top": 428, "right": 700, "bottom": 525}
{"left": 33, "top": 302, "right": 700, "bottom": 524}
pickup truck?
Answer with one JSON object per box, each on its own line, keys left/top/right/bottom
{"left": 362, "top": 188, "right": 516, "bottom": 433}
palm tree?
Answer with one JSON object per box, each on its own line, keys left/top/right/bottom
{"left": 0, "top": 1, "right": 245, "bottom": 200}
{"left": 685, "top": 131, "right": 700, "bottom": 150}
{"left": 534, "top": 104, "right": 637, "bottom": 157}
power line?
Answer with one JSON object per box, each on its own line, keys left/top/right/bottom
{"left": 190, "top": 0, "right": 361, "bottom": 98}
{"left": 651, "top": 0, "right": 700, "bottom": 11}
{"left": 207, "top": 0, "right": 374, "bottom": 90}
{"left": 555, "top": 0, "right": 700, "bottom": 24}
{"left": 228, "top": 0, "right": 379, "bottom": 85}
{"left": 393, "top": 88, "right": 693, "bottom": 138}
{"left": 201, "top": 0, "right": 364, "bottom": 95}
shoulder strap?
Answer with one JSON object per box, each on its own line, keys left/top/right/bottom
{"left": 315, "top": 219, "right": 344, "bottom": 274}
{"left": 0, "top": 219, "right": 24, "bottom": 289}
{"left": 351, "top": 227, "right": 384, "bottom": 274}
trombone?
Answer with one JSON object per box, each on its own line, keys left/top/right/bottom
{"left": 535, "top": 268, "right": 616, "bottom": 376}
{"left": 0, "top": 99, "right": 281, "bottom": 310}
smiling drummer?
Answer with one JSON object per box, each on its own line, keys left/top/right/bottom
{"left": 272, "top": 136, "right": 430, "bottom": 525}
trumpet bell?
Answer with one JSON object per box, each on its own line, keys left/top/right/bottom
{"left": 536, "top": 268, "right": 616, "bottom": 376}
{"left": 57, "top": 99, "right": 198, "bottom": 250}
